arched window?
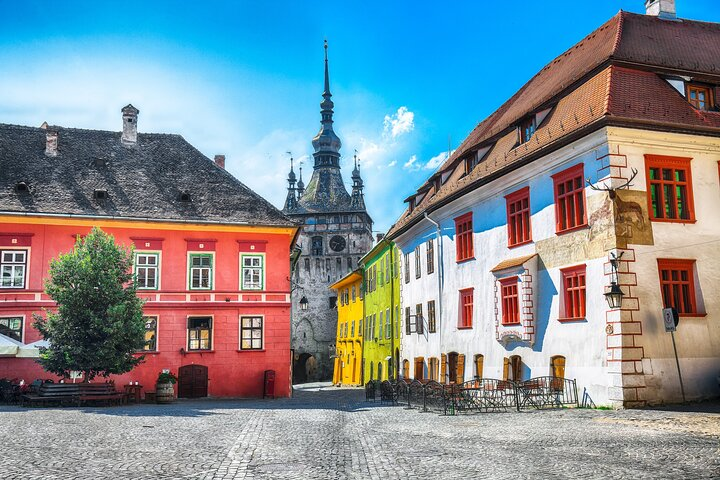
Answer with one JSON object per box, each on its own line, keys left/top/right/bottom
{"left": 402, "top": 359, "right": 410, "bottom": 379}
{"left": 377, "top": 362, "right": 383, "bottom": 381}
{"left": 508, "top": 355, "right": 522, "bottom": 381}
{"left": 369, "top": 362, "right": 374, "bottom": 381}
{"left": 428, "top": 357, "right": 439, "bottom": 381}
{"left": 311, "top": 236, "right": 323, "bottom": 255}
{"left": 551, "top": 355, "right": 566, "bottom": 379}
{"left": 414, "top": 357, "right": 425, "bottom": 380}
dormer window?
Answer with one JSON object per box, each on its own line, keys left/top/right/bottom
{"left": 93, "top": 189, "right": 108, "bottom": 200}
{"left": 14, "top": 182, "right": 29, "bottom": 194}
{"left": 520, "top": 117, "right": 536, "bottom": 144}
{"left": 686, "top": 84, "right": 714, "bottom": 111}
{"left": 179, "top": 191, "right": 192, "bottom": 203}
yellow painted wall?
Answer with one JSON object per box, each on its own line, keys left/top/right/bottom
{"left": 330, "top": 271, "right": 364, "bottom": 386}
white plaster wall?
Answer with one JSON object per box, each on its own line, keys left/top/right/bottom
{"left": 396, "top": 129, "right": 618, "bottom": 405}
{"left": 609, "top": 127, "right": 720, "bottom": 403}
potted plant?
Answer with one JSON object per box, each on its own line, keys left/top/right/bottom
{"left": 155, "top": 371, "right": 177, "bottom": 404}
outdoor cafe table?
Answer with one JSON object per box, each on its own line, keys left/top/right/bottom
{"left": 123, "top": 384, "right": 143, "bottom": 404}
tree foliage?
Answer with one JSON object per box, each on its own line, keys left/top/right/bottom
{"left": 33, "top": 227, "right": 146, "bottom": 380}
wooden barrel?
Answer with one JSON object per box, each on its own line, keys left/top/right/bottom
{"left": 155, "top": 382, "right": 175, "bottom": 404}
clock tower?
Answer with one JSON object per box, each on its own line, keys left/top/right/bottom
{"left": 283, "top": 41, "right": 374, "bottom": 383}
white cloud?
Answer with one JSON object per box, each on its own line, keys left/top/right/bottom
{"left": 383, "top": 106, "right": 414, "bottom": 140}
{"left": 423, "top": 150, "right": 453, "bottom": 170}
{"left": 388, "top": 160, "right": 397, "bottom": 167}
{"left": 403, "top": 154, "right": 419, "bottom": 171}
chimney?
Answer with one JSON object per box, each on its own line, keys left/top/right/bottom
{"left": 645, "top": 0, "right": 676, "bottom": 19}
{"left": 45, "top": 130, "right": 58, "bottom": 157}
{"left": 214, "top": 155, "right": 226, "bottom": 169}
{"left": 121, "top": 104, "right": 139, "bottom": 145}
{"left": 376, "top": 233, "right": 384, "bottom": 243}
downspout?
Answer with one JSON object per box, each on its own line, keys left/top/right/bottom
{"left": 423, "top": 212, "right": 443, "bottom": 358}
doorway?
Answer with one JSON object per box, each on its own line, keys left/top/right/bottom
{"left": 178, "top": 364, "right": 208, "bottom": 398}
{"left": 447, "top": 352, "right": 459, "bottom": 383}
{"left": 293, "top": 353, "right": 317, "bottom": 384}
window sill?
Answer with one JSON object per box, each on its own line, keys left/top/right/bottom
{"left": 508, "top": 240, "right": 533, "bottom": 249}
{"left": 501, "top": 322, "right": 522, "bottom": 326}
{"left": 555, "top": 224, "right": 589, "bottom": 236}
{"left": 558, "top": 317, "right": 586, "bottom": 323}
{"left": 236, "top": 349, "right": 265, "bottom": 353}
{"left": 679, "top": 313, "right": 707, "bottom": 318}
{"left": 457, "top": 325, "right": 473, "bottom": 330}
{"left": 650, "top": 218, "right": 697, "bottom": 224}
{"left": 183, "top": 350, "right": 215, "bottom": 354}
{"left": 134, "top": 351, "right": 161, "bottom": 355}
{"left": 456, "top": 257, "right": 476, "bottom": 264}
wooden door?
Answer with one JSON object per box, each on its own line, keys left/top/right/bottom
{"left": 551, "top": 356, "right": 566, "bottom": 378}
{"left": 414, "top": 357, "right": 424, "bottom": 380}
{"left": 474, "top": 354, "right": 484, "bottom": 379}
{"left": 178, "top": 364, "right": 208, "bottom": 398}
{"left": 447, "top": 352, "right": 458, "bottom": 384}
{"left": 456, "top": 354, "right": 465, "bottom": 384}
{"left": 440, "top": 354, "right": 447, "bottom": 384}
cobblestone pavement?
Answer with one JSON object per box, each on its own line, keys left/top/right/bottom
{"left": 1, "top": 383, "right": 718, "bottom": 480}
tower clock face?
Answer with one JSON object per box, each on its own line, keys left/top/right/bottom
{"left": 329, "top": 235, "right": 346, "bottom": 252}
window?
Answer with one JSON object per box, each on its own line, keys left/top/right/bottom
{"left": 385, "top": 308, "right": 391, "bottom": 339}
{"left": 373, "top": 314, "right": 377, "bottom": 339}
{"left": 359, "top": 319, "right": 363, "bottom": 337}
{"left": 427, "top": 300, "right": 436, "bottom": 333}
{"left": 1, "top": 250, "right": 27, "bottom": 288}
{"left": 459, "top": 288, "right": 473, "bottom": 328}
{"left": 551, "top": 355, "right": 566, "bottom": 379}
{"left": 645, "top": 155, "right": 695, "bottom": 222}
{"left": 143, "top": 316, "right": 157, "bottom": 351}
{"left": 414, "top": 245, "right": 421, "bottom": 278}
{"left": 311, "top": 236, "right": 323, "bottom": 255}
{"left": 0, "top": 317, "right": 22, "bottom": 342}
{"left": 188, "top": 317, "right": 212, "bottom": 350}
{"left": 505, "top": 187, "right": 532, "bottom": 247}
{"left": 520, "top": 117, "right": 536, "bottom": 143}
{"left": 414, "top": 357, "right": 425, "bottom": 380}
{"left": 135, "top": 253, "right": 159, "bottom": 290}
{"left": 347, "top": 257, "right": 352, "bottom": 271}
{"left": 351, "top": 286, "right": 356, "bottom": 302}
{"left": 240, "top": 316, "right": 263, "bottom": 350}
{"left": 687, "top": 84, "right": 713, "bottom": 110}
{"left": 405, "top": 306, "right": 411, "bottom": 334}
{"left": 474, "top": 354, "right": 484, "bottom": 379}
{"left": 304, "top": 258, "right": 310, "bottom": 272}
{"left": 378, "top": 311, "right": 384, "bottom": 339}
{"left": 427, "top": 239, "right": 434, "bottom": 274}
{"left": 329, "top": 296, "right": 337, "bottom": 309}
{"left": 395, "top": 305, "right": 400, "bottom": 338}
{"left": 658, "top": 259, "right": 698, "bottom": 315}
{"left": 416, "top": 303, "right": 424, "bottom": 335}
{"left": 189, "top": 254, "right": 213, "bottom": 290}
{"left": 561, "top": 265, "right": 586, "bottom": 320}
{"left": 500, "top": 278, "right": 520, "bottom": 325}
{"left": 454, "top": 212, "right": 474, "bottom": 262}
{"left": 505, "top": 355, "right": 522, "bottom": 381}
{"left": 403, "top": 253, "right": 410, "bottom": 283}
{"left": 351, "top": 320, "right": 355, "bottom": 337}
{"left": 385, "top": 253, "right": 390, "bottom": 283}
{"left": 552, "top": 164, "right": 587, "bottom": 233}
{"left": 241, "top": 254, "right": 264, "bottom": 290}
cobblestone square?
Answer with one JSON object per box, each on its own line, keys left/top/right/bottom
{"left": 1, "top": 384, "right": 718, "bottom": 480}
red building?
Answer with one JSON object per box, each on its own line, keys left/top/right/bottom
{"left": 0, "top": 105, "right": 299, "bottom": 398}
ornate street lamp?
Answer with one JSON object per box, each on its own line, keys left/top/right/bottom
{"left": 604, "top": 252, "right": 625, "bottom": 309}
{"left": 299, "top": 296, "right": 309, "bottom": 311}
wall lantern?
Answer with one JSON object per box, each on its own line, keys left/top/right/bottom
{"left": 604, "top": 252, "right": 625, "bottom": 309}
{"left": 299, "top": 296, "right": 309, "bottom": 311}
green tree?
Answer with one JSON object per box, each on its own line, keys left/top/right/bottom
{"left": 33, "top": 227, "right": 146, "bottom": 380}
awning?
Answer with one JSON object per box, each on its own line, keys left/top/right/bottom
{"left": 16, "top": 339, "right": 50, "bottom": 358}
{"left": 0, "top": 333, "right": 23, "bottom": 357}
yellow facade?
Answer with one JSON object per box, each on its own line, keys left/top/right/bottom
{"left": 330, "top": 270, "right": 364, "bottom": 386}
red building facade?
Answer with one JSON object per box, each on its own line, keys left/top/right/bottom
{"left": 0, "top": 107, "right": 298, "bottom": 398}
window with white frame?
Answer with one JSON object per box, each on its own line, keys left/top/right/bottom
{"left": 188, "top": 316, "right": 212, "bottom": 350}
{"left": 0, "top": 317, "right": 22, "bottom": 342}
{"left": 135, "top": 253, "right": 159, "bottom": 289}
{"left": 241, "top": 254, "right": 264, "bottom": 290}
{"left": 240, "top": 316, "right": 263, "bottom": 350}
{"left": 189, "top": 254, "right": 213, "bottom": 290}
{"left": 1, "top": 250, "right": 27, "bottom": 288}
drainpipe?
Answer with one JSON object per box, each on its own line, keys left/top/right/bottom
{"left": 423, "top": 212, "right": 444, "bottom": 357}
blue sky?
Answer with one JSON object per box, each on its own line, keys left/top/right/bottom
{"left": 1, "top": 1, "right": 718, "bottom": 233}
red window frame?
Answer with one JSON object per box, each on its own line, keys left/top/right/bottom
{"left": 552, "top": 164, "right": 587, "bottom": 234}
{"left": 657, "top": 259, "right": 699, "bottom": 316}
{"left": 645, "top": 155, "right": 695, "bottom": 223}
{"left": 560, "top": 264, "right": 586, "bottom": 321}
{"left": 500, "top": 277, "right": 520, "bottom": 325}
{"left": 454, "top": 212, "right": 474, "bottom": 262}
{"left": 686, "top": 84, "right": 714, "bottom": 111}
{"left": 505, "top": 187, "right": 532, "bottom": 247}
{"left": 458, "top": 288, "right": 473, "bottom": 329}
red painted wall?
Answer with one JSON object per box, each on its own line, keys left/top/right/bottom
{"left": 0, "top": 221, "right": 294, "bottom": 398}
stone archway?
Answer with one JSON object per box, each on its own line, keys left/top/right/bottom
{"left": 293, "top": 352, "right": 317, "bottom": 384}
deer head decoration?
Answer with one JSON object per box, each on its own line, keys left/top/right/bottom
{"left": 586, "top": 168, "right": 639, "bottom": 199}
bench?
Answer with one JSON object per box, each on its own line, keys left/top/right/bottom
{"left": 22, "top": 383, "right": 81, "bottom": 407}
{"left": 79, "top": 383, "right": 125, "bottom": 406}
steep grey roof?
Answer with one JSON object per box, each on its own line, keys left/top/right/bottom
{"left": 0, "top": 123, "right": 295, "bottom": 227}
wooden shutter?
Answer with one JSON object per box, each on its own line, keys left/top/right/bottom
{"left": 457, "top": 354, "right": 465, "bottom": 384}
{"left": 502, "top": 357, "right": 509, "bottom": 381}
{"left": 440, "top": 353, "right": 447, "bottom": 384}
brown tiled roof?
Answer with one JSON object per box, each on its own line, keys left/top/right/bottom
{"left": 389, "top": 11, "right": 720, "bottom": 238}
{"left": 491, "top": 254, "right": 538, "bottom": 273}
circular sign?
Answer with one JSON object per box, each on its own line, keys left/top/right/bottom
{"left": 605, "top": 324, "right": 614, "bottom": 334}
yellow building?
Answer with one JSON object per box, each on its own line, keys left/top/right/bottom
{"left": 330, "top": 269, "right": 363, "bottom": 386}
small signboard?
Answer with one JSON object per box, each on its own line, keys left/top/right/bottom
{"left": 662, "top": 308, "right": 678, "bottom": 333}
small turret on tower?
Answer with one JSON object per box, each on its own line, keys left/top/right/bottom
{"left": 283, "top": 155, "right": 298, "bottom": 211}
{"left": 350, "top": 154, "right": 366, "bottom": 210}
{"left": 296, "top": 166, "right": 305, "bottom": 197}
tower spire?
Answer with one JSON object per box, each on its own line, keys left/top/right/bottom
{"left": 297, "top": 166, "right": 305, "bottom": 197}
{"left": 311, "top": 40, "right": 341, "bottom": 168}
{"left": 350, "top": 152, "right": 365, "bottom": 209}
{"left": 323, "top": 39, "right": 331, "bottom": 97}
{"left": 283, "top": 153, "right": 298, "bottom": 211}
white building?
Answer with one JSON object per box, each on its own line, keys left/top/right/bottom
{"left": 389, "top": 3, "right": 720, "bottom": 407}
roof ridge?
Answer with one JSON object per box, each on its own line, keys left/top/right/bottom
{"left": 611, "top": 10, "right": 626, "bottom": 58}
